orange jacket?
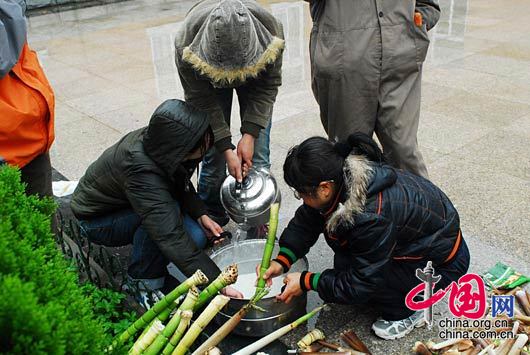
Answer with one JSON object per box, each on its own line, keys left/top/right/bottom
{"left": 0, "top": 43, "right": 55, "bottom": 168}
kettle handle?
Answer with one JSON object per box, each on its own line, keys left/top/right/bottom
{"left": 235, "top": 180, "right": 242, "bottom": 196}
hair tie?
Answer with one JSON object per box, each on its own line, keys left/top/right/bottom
{"left": 334, "top": 142, "right": 351, "bottom": 159}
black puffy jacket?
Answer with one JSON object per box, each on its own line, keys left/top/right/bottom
{"left": 275, "top": 155, "right": 462, "bottom": 304}
{"left": 71, "top": 99, "right": 220, "bottom": 281}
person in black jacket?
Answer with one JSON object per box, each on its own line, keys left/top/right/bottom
{"left": 261, "top": 133, "right": 470, "bottom": 340}
{"left": 71, "top": 100, "right": 243, "bottom": 306}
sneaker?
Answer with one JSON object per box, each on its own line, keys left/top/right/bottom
{"left": 137, "top": 289, "right": 165, "bottom": 310}
{"left": 372, "top": 311, "right": 425, "bottom": 340}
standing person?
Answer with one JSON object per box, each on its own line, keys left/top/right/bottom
{"left": 71, "top": 100, "right": 243, "bottom": 307}
{"left": 175, "top": 0, "right": 284, "bottom": 227}
{"left": 0, "top": 0, "right": 55, "bottom": 197}
{"left": 261, "top": 133, "right": 469, "bottom": 340}
{"left": 307, "top": 0, "right": 440, "bottom": 178}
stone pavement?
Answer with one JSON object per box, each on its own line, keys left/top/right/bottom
{"left": 27, "top": 0, "right": 530, "bottom": 354}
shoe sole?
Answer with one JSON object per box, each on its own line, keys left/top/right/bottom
{"left": 372, "top": 318, "right": 426, "bottom": 340}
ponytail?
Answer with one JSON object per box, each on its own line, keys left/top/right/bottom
{"left": 334, "top": 132, "right": 386, "bottom": 163}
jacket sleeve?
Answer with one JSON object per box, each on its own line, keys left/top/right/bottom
{"left": 175, "top": 53, "right": 234, "bottom": 152}
{"left": 273, "top": 205, "right": 324, "bottom": 272}
{"left": 174, "top": 181, "right": 207, "bottom": 221}
{"left": 237, "top": 55, "right": 282, "bottom": 138}
{"left": 125, "top": 168, "right": 220, "bottom": 282}
{"left": 313, "top": 214, "right": 397, "bottom": 304}
{"left": 416, "top": 0, "right": 441, "bottom": 31}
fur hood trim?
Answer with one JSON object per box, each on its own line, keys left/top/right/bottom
{"left": 326, "top": 155, "right": 373, "bottom": 233}
{"left": 182, "top": 36, "right": 284, "bottom": 85}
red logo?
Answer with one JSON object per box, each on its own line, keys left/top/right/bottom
{"left": 406, "top": 273, "right": 487, "bottom": 319}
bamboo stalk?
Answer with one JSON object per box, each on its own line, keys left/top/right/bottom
{"left": 516, "top": 314, "right": 530, "bottom": 325}
{"left": 144, "top": 287, "right": 200, "bottom": 355}
{"left": 297, "top": 329, "right": 325, "bottom": 349}
{"left": 412, "top": 342, "right": 433, "bottom": 355}
{"left": 232, "top": 305, "right": 326, "bottom": 355}
{"left": 113, "top": 270, "right": 208, "bottom": 349}
{"left": 317, "top": 340, "right": 342, "bottom": 351}
{"left": 162, "top": 310, "right": 193, "bottom": 355}
{"left": 507, "top": 334, "right": 528, "bottom": 355}
{"left": 516, "top": 290, "right": 530, "bottom": 316}
{"left": 129, "top": 320, "right": 164, "bottom": 355}
{"left": 192, "top": 288, "right": 269, "bottom": 355}
{"left": 194, "top": 264, "right": 238, "bottom": 311}
{"left": 255, "top": 203, "right": 280, "bottom": 293}
{"left": 303, "top": 343, "right": 324, "bottom": 352}
{"left": 173, "top": 295, "right": 230, "bottom": 355}
{"left": 477, "top": 344, "right": 494, "bottom": 355}
{"left": 341, "top": 330, "right": 371, "bottom": 354}
{"left": 205, "top": 347, "right": 221, "bottom": 355}
{"left": 430, "top": 338, "right": 463, "bottom": 350}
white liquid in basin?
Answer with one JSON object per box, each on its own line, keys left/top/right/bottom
{"left": 232, "top": 273, "right": 284, "bottom": 299}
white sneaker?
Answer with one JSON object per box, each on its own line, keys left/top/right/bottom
{"left": 137, "top": 289, "right": 165, "bottom": 310}
{"left": 372, "top": 311, "right": 425, "bottom": 340}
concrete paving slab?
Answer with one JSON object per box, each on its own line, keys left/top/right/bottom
{"left": 418, "top": 110, "right": 494, "bottom": 155}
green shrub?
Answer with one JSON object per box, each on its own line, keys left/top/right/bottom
{"left": 0, "top": 166, "right": 109, "bottom": 354}
{"left": 80, "top": 283, "right": 137, "bottom": 343}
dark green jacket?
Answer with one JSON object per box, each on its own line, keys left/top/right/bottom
{"left": 71, "top": 99, "right": 220, "bottom": 281}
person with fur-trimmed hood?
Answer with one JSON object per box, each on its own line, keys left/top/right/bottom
{"left": 260, "top": 133, "right": 470, "bottom": 340}
{"left": 174, "top": 0, "right": 284, "bottom": 227}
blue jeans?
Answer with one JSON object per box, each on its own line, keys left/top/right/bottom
{"left": 198, "top": 88, "right": 272, "bottom": 217}
{"left": 78, "top": 203, "right": 206, "bottom": 289}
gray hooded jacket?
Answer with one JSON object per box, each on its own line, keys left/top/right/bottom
{"left": 0, "top": 0, "right": 26, "bottom": 78}
{"left": 175, "top": 0, "right": 284, "bottom": 152}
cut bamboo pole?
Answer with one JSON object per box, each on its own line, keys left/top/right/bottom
{"left": 507, "top": 333, "right": 528, "bottom": 355}
{"left": 194, "top": 264, "right": 238, "bottom": 311}
{"left": 430, "top": 338, "right": 463, "bottom": 350}
{"left": 162, "top": 310, "right": 193, "bottom": 355}
{"left": 145, "top": 287, "right": 199, "bottom": 355}
{"left": 172, "top": 295, "right": 230, "bottom": 355}
{"left": 129, "top": 320, "right": 164, "bottom": 355}
{"left": 113, "top": 270, "right": 208, "bottom": 349}
{"left": 297, "top": 329, "right": 325, "bottom": 349}
{"left": 477, "top": 344, "right": 494, "bottom": 355}
{"left": 232, "top": 305, "right": 325, "bottom": 355}
{"left": 412, "top": 342, "right": 432, "bottom": 355}
{"left": 255, "top": 203, "right": 280, "bottom": 294}
{"left": 515, "top": 290, "right": 530, "bottom": 316}
{"left": 515, "top": 314, "right": 530, "bottom": 325}
{"left": 192, "top": 288, "right": 269, "bottom": 355}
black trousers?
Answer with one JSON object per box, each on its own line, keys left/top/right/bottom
{"left": 335, "top": 239, "right": 470, "bottom": 321}
{"left": 20, "top": 152, "right": 53, "bottom": 198}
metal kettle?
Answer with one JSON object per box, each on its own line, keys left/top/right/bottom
{"left": 220, "top": 167, "right": 281, "bottom": 227}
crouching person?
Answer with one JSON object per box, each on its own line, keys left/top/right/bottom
{"left": 71, "top": 99, "right": 242, "bottom": 307}
{"left": 262, "top": 133, "right": 470, "bottom": 340}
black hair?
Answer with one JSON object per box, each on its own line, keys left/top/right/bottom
{"left": 190, "top": 125, "right": 214, "bottom": 157}
{"left": 283, "top": 132, "right": 385, "bottom": 193}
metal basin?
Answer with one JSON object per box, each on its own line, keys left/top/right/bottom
{"left": 209, "top": 239, "right": 308, "bottom": 337}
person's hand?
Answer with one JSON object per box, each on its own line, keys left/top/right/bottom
{"left": 276, "top": 272, "right": 303, "bottom": 304}
{"left": 237, "top": 134, "right": 255, "bottom": 177}
{"left": 224, "top": 149, "right": 243, "bottom": 182}
{"left": 198, "top": 215, "right": 223, "bottom": 241}
{"left": 255, "top": 260, "right": 284, "bottom": 287}
{"left": 221, "top": 285, "right": 244, "bottom": 299}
